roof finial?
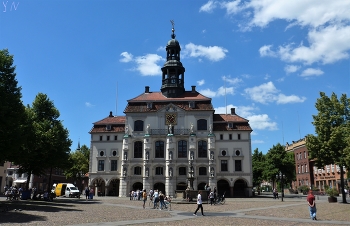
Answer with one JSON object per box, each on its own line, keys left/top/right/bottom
{"left": 170, "top": 20, "right": 176, "bottom": 39}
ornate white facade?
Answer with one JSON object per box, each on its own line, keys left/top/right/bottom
{"left": 89, "top": 26, "right": 253, "bottom": 198}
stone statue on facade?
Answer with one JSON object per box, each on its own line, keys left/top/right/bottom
{"left": 168, "top": 124, "right": 173, "bottom": 134}
{"left": 169, "top": 151, "right": 172, "bottom": 160}
{"left": 146, "top": 151, "right": 149, "bottom": 160}
{"left": 190, "top": 123, "right": 194, "bottom": 134}
{"left": 169, "top": 168, "right": 173, "bottom": 177}
{"left": 146, "top": 124, "right": 150, "bottom": 134}
{"left": 209, "top": 124, "right": 213, "bottom": 134}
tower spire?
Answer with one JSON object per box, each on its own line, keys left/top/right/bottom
{"left": 170, "top": 20, "right": 176, "bottom": 39}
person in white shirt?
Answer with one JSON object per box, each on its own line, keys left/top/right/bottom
{"left": 193, "top": 191, "right": 205, "bottom": 216}
{"left": 153, "top": 190, "right": 159, "bottom": 209}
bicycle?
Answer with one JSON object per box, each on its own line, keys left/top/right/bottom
{"left": 215, "top": 193, "right": 226, "bottom": 205}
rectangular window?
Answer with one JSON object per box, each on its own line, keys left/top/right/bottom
{"left": 99, "top": 136, "right": 103, "bottom": 141}
{"left": 238, "top": 134, "right": 241, "bottom": 140}
{"left": 134, "top": 167, "right": 141, "bottom": 175}
{"left": 220, "top": 134, "right": 223, "bottom": 140}
{"left": 221, "top": 160, "right": 228, "bottom": 171}
{"left": 98, "top": 160, "right": 105, "bottom": 171}
{"left": 107, "top": 136, "right": 110, "bottom": 141}
{"left": 114, "top": 135, "right": 118, "bottom": 140}
{"left": 304, "top": 151, "right": 306, "bottom": 159}
{"left": 199, "top": 167, "right": 207, "bottom": 175}
{"left": 156, "top": 167, "right": 163, "bottom": 175}
{"left": 179, "top": 167, "right": 186, "bottom": 175}
{"left": 229, "top": 134, "right": 232, "bottom": 140}
{"left": 235, "top": 160, "right": 242, "bottom": 171}
{"left": 111, "top": 160, "right": 118, "bottom": 171}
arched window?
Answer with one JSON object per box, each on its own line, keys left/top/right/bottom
{"left": 134, "top": 120, "right": 144, "bottom": 131}
{"left": 155, "top": 141, "right": 164, "bottom": 158}
{"left": 134, "top": 141, "right": 142, "bottom": 158}
{"left": 134, "top": 166, "right": 142, "bottom": 175}
{"left": 178, "top": 140, "right": 187, "bottom": 158}
{"left": 197, "top": 119, "right": 207, "bottom": 130}
{"left": 198, "top": 140, "right": 207, "bottom": 158}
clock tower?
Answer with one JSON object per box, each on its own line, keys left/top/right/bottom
{"left": 160, "top": 23, "right": 185, "bottom": 98}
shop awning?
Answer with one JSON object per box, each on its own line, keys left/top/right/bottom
{"left": 13, "top": 179, "right": 27, "bottom": 183}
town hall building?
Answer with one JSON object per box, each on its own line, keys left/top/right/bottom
{"left": 88, "top": 26, "right": 253, "bottom": 198}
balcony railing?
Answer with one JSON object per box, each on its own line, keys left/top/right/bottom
{"left": 150, "top": 129, "right": 191, "bottom": 135}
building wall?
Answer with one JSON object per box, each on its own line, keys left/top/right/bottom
{"left": 89, "top": 110, "right": 252, "bottom": 197}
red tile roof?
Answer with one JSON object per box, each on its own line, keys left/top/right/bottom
{"left": 124, "top": 101, "right": 214, "bottom": 113}
{"left": 213, "top": 114, "right": 249, "bottom": 123}
{"left": 93, "top": 116, "right": 126, "bottom": 125}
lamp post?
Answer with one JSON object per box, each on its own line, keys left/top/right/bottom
{"left": 276, "top": 171, "right": 285, "bottom": 202}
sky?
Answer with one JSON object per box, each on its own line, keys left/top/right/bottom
{"left": 1, "top": 0, "right": 350, "bottom": 154}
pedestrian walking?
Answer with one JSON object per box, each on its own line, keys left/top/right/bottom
{"left": 142, "top": 189, "right": 147, "bottom": 209}
{"left": 89, "top": 188, "right": 94, "bottom": 200}
{"left": 209, "top": 190, "right": 214, "bottom": 205}
{"left": 85, "top": 187, "right": 89, "bottom": 199}
{"left": 307, "top": 190, "right": 317, "bottom": 220}
{"left": 193, "top": 191, "right": 205, "bottom": 216}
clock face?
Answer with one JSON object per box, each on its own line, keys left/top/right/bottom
{"left": 166, "top": 113, "right": 177, "bottom": 125}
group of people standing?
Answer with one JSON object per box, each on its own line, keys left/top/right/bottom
{"left": 84, "top": 187, "right": 94, "bottom": 200}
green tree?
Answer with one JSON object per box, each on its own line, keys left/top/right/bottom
{"left": 252, "top": 148, "right": 265, "bottom": 188}
{"left": 15, "top": 93, "right": 72, "bottom": 191}
{"left": 0, "top": 49, "right": 26, "bottom": 163}
{"left": 264, "top": 143, "right": 295, "bottom": 191}
{"left": 306, "top": 92, "right": 350, "bottom": 203}
{"left": 65, "top": 144, "right": 90, "bottom": 187}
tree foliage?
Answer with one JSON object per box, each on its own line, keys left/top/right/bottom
{"left": 65, "top": 144, "right": 90, "bottom": 183}
{"left": 264, "top": 143, "right": 295, "bottom": 188}
{"left": 14, "top": 93, "right": 72, "bottom": 190}
{"left": 306, "top": 91, "right": 350, "bottom": 203}
{"left": 252, "top": 148, "right": 265, "bottom": 187}
{"left": 0, "top": 49, "right": 26, "bottom": 162}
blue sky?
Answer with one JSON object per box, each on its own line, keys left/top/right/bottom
{"left": 1, "top": 0, "right": 349, "bottom": 154}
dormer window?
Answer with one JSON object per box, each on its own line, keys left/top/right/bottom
{"left": 228, "top": 123, "right": 233, "bottom": 128}
{"left": 106, "top": 124, "right": 112, "bottom": 131}
{"left": 189, "top": 101, "right": 195, "bottom": 108}
{"left": 147, "top": 102, "right": 153, "bottom": 109}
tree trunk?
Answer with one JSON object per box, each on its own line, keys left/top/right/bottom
{"left": 340, "top": 166, "right": 347, "bottom": 203}
{"left": 47, "top": 166, "right": 53, "bottom": 193}
{"left": 25, "top": 173, "right": 31, "bottom": 190}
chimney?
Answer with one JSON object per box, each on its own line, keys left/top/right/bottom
{"left": 109, "top": 111, "right": 113, "bottom": 117}
{"left": 231, "top": 108, "right": 236, "bottom": 115}
{"left": 145, "top": 86, "right": 150, "bottom": 93}
{"left": 191, "top": 86, "right": 196, "bottom": 93}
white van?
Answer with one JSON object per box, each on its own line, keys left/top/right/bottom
{"left": 52, "top": 183, "right": 80, "bottom": 198}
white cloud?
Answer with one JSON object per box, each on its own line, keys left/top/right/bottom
{"left": 252, "top": 140, "right": 264, "bottom": 144}
{"left": 244, "top": 81, "right": 306, "bottom": 104}
{"left": 300, "top": 68, "right": 324, "bottom": 77}
{"left": 85, "top": 102, "right": 95, "bottom": 107}
{"left": 202, "top": 29, "right": 207, "bottom": 33}
{"left": 214, "top": 104, "right": 278, "bottom": 131}
{"left": 211, "top": 1, "right": 350, "bottom": 65}
{"left": 198, "top": 86, "right": 234, "bottom": 98}
{"left": 259, "top": 45, "right": 276, "bottom": 57}
{"left": 134, "top": 54, "right": 164, "bottom": 76}
{"left": 119, "top": 52, "right": 133, "bottom": 63}
{"left": 197, "top": 79, "right": 205, "bottom": 86}
{"left": 278, "top": 26, "right": 350, "bottom": 65}
{"left": 284, "top": 65, "right": 300, "bottom": 74}
{"left": 183, "top": 43, "right": 228, "bottom": 62}
{"left": 264, "top": 74, "right": 270, "bottom": 80}
{"left": 221, "top": 0, "right": 243, "bottom": 15}
{"left": 223, "top": 76, "right": 243, "bottom": 85}
{"left": 199, "top": 88, "right": 217, "bottom": 98}
{"left": 199, "top": 0, "right": 218, "bottom": 13}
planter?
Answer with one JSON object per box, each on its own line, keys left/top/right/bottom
{"left": 328, "top": 196, "right": 337, "bottom": 203}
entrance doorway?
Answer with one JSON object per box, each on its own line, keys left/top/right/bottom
{"left": 233, "top": 179, "right": 247, "bottom": 197}
{"left": 217, "top": 179, "right": 231, "bottom": 197}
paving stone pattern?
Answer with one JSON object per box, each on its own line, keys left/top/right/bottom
{"left": 1, "top": 196, "right": 349, "bottom": 225}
